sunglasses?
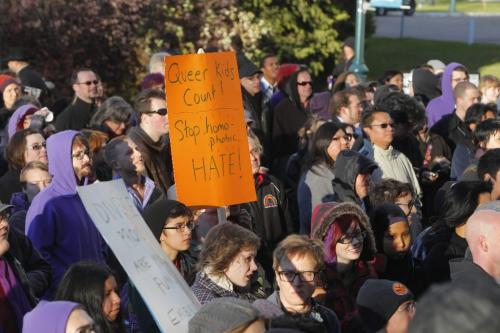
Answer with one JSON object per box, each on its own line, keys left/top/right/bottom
{"left": 370, "top": 122, "right": 394, "bottom": 129}
{"left": 77, "top": 80, "right": 100, "bottom": 86}
{"left": 297, "top": 81, "right": 313, "bottom": 86}
{"left": 145, "top": 108, "right": 168, "bottom": 116}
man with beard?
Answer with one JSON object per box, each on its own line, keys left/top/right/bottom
{"left": 25, "top": 131, "right": 107, "bottom": 298}
{"left": 56, "top": 68, "right": 102, "bottom": 131}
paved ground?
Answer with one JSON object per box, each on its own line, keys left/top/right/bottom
{"left": 374, "top": 12, "right": 500, "bottom": 44}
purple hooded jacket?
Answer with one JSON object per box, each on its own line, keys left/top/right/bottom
{"left": 25, "top": 130, "right": 106, "bottom": 298}
{"left": 22, "top": 300, "right": 80, "bottom": 333}
{"left": 7, "top": 104, "right": 38, "bottom": 139}
{"left": 426, "top": 62, "right": 464, "bottom": 127}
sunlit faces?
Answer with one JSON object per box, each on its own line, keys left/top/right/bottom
{"left": 73, "top": 71, "right": 100, "bottom": 103}
{"left": 388, "top": 74, "right": 404, "bottom": 91}
{"left": 248, "top": 137, "right": 262, "bottom": 175}
{"left": 240, "top": 73, "right": 262, "bottom": 96}
{"left": 104, "top": 120, "right": 127, "bottom": 136}
{"left": 24, "top": 133, "right": 48, "bottom": 164}
{"left": 261, "top": 56, "right": 280, "bottom": 83}
{"left": 385, "top": 300, "right": 415, "bottom": 333}
{"left": 327, "top": 129, "right": 350, "bottom": 161}
{"left": 24, "top": 168, "right": 52, "bottom": 192}
{"left": 364, "top": 112, "right": 394, "bottom": 149}
{"left": 485, "top": 130, "right": 500, "bottom": 150}
{"left": 395, "top": 192, "right": 416, "bottom": 217}
{"left": 481, "top": 86, "right": 500, "bottom": 104}
{"left": 2, "top": 83, "right": 21, "bottom": 109}
{"left": 355, "top": 173, "right": 371, "bottom": 199}
{"left": 296, "top": 71, "right": 313, "bottom": 103}
{"left": 335, "top": 221, "right": 364, "bottom": 264}
{"left": 161, "top": 215, "right": 193, "bottom": 254}
{"left": 72, "top": 142, "right": 92, "bottom": 181}
{"left": 102, "top": 276, "right": 121, "bottom": 322}
{"left": 457, "top": 88, "right": 480, "bottom": 113}
{"left": 345, "top": 73, "right": 360, "bottom": 88}
{"left": 225, "top": 249, "right": 258, "bottom": 287}
{"left": 113, "top": 139, "right": 145, "bottom": 174}
{"left": 383, "top": 218, "right": 411, "bottom": 260}
{"left": 451, "top": 70, "right": 469, "bottom": 89}
{"left": 143, "top": 97, "right": 169, "bottom": 138}
{"left": 275, "top": 253, "right": 317, "bottom": 311}
{"left": 65, "top": 308, "right": 96, "bottom": 333}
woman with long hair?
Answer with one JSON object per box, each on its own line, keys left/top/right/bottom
{"left": 55, "top": 262, "right": 123, "bottom": 333}
{"left": 297, "top": 122, "right": 351, "bottom": 234}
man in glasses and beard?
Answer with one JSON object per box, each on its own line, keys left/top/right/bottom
{"left": 360, "top": 108, "right": 421, "bottom": 199}
{"left": 56, "top": 68, "right": 103, "bottom": 131}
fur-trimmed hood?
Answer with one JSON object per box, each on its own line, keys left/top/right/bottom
{"left": 310, "top": 201, "right": 377, "bottom": 260}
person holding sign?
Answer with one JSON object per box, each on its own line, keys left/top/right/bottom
{"left": 191, "top": 223, "right": 260, "bottom": 305}
{"left": 128, "top": 89, "right": 173, "bottom": 196}
{"left": 128, "top": 199, "right": 197, "bottom": 333}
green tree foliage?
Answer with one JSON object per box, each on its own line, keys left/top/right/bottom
{"left": 0, "top": 0, "right": 365, "bottom": 97}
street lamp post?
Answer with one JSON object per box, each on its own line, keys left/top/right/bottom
{"left": 349, "top": 0, "right": 369, "bottom": 80}
{"left": 449, "top": 0, "right": 457, "bottom": 14}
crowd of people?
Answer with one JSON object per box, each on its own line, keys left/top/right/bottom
{"left": 1, "top": 36, "right": 500, "bottom": 333}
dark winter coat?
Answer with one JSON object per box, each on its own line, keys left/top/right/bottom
{"left": 55, "top": 97, "right": 96, "bottom": 131}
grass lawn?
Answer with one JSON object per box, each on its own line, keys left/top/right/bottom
{"left": 365, "top": 37, "right": 500, "bottom": 79}
{"left": 418, "top": 0, "right": 500, "bottom": 13}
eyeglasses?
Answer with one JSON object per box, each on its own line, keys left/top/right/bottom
{"left": 370, "top": 122, "right": 394, "bottom": 129}
{"left": 277, "top": 270, "right": 318, "bottom": 283}
{"left": 338, "top": 230, "right": 367, "bottom": 244}
{"left": 397, "top": 301, "right": 416, "bottom": 313}
{"left": 163, "top": 220, "right": 195, "bottom": 233}
{"left": 76, "top": 80, "right": 100, "bottom": 86}
{"left": 332, "top": 134, "right": 353, "bottom": 142}
{"left": 396, "top": 199, "right": 416, "bottom": 216}
{"left": 72, "top": 149, "right": 92, "bottom": 161}
{"left": 29, "top": 142, "right": 47, "bottom": 151}
{"left": 144, "top": 108, "right": 168, "bottom": 116}
{"left": 452, "top": 77, "right": 468, "bottom": 83}
{"left": 297, "top": 81, "right": 313, "bottom": 86}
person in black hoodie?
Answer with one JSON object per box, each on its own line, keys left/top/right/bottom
{"left": 272, "top": 67, "right": 313, "bottom": 181}
{"left": 370, "top": 203, "right": 424, "bottom": 296}
{"left": 411, "top": 68, "right": 441, "bottom": 107}
{"left": 331, "top": 150, "right": 377, "bottom": 213}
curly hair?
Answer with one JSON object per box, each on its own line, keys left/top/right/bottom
{"left": 198, "top": 223, "right": 260, "bottom": 277}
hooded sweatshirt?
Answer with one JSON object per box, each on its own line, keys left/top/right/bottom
{"left": 412, "top": 69, "right": 441, "bottom": 107}
{"left": 26, "top": 130, "right": 106, "bottom": 298}
{"left": 7, "top": 104, "right": 38, "bottom": 139}
{"left": 22, "top": 300, "right": 80, "bottom": 333}
{"left": 426, "top": 62, "right": 464, "bottom": 127}
{"left": 331, "top": 150, "right": 377, "bottom": 208}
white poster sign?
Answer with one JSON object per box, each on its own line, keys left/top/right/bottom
{"left": 77, "top": 180, "right": 200, "bottom": 333}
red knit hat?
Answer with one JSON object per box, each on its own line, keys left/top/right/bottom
{"left": 0, "top": 74, "right": 19, "bottom": 93}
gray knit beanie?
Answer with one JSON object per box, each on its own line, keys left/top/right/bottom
{"left": 189, "top": 297, "right": 262, "bottom": 333}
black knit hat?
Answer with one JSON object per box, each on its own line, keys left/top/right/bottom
{"left": 237, "top": 53, "right": 262, "bottom": 79}
{"left": 143, "top": 199, "right": 187, "bottom": 242}
{"left": 357, "top": 279, "right": 414, "bottom": 332}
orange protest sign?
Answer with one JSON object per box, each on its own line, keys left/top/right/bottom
{"left": 164, "top": 51, "right": 257, "bottom": 207}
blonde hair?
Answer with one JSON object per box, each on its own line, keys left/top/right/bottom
{"left": 479, "top": 75, "right": 499, "bottom": 91}
{"left": 273, "top": 234, "right": 324, "bottom": 272}
{"left": 20, "top": 161, "right": 48, "bottom": 182}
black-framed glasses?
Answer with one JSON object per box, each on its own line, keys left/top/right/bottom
{"left": 72, "top": 149, "right": 92, "bottom": 161}
{"left": 278, "top": 270, "right": 318, "bottom": 283}
{"left": 29, "top": 142, "right": 47, "bottom": 151}
{"left": 163, "top": 220, "right": 195, "bottom": 233}
{"left": 332, "top": 134, "right": 353, "bottom": 142}
{"left": 144, "top": 108, "right": 167, "bottom": 116}
{"left": 77, "top": 80, "right": 100, "bottom": 86}
{"left": 338, "top": 230, "right": 367, "bottom": 244}
{"left": 370, "top": 122, "right": 394, "bottom": 129}
{"left": 396, "top": 199, "right": 416, "bottom": 216}
{"left": 297, "top": 81, "right": 313, "bottom": 86}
